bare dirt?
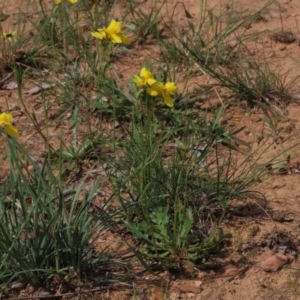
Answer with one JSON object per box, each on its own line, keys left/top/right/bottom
{"left": 2, "top": 0, "right": 300, "bottom": 299}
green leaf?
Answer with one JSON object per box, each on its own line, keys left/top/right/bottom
{"left": 187, "top": 21, "right": 194, "bottom": 34}
{"left": 66, "top": 161, "right": 77, "bottom": 171}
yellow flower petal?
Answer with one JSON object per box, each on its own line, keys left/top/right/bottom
{"left": 107, "top": 32, "right": 129, "bottom": 44}
{"left": 67, "top": 0, "right": 77, "bottom": 3}
{"left": 146, "top": 78, "right": 157, "bottom": 86}
{"left": 5, "top": 124, "right": 18, "bottom": 137}
{"left": 140, "top": 68, "right": 153, "bottom": 80}
{"left": 147, "top": 87, "right": 159, "bottom": 97}
{"left": 91, "top": 29, "right": 107, "bottom": 40}
{"left": 107, "top": 20, "right": 122, "bottom": 34}
{"left": 133, "top": 75, "right": 144, "bottom": 87}
{"left": 108, "top": 32, "right": 124, "bottom": 44}
{"left": 0, "top": 113, "right": 18, "bottom": 137}
{"left": 147, "top": 82, "right": 164, "bottom": 97}
{"left": 133, "top": 68, "right": 156, "bottom": 88}
{"left": 0, "top": 112, "right": 13, "bottom": 124}
{"left": 91, "top": 20, "right": 129, "bottom": 44}
{"left": 164, "top": 82, "right": 177, "bottom": 95}
{"left": 162, "top": 92, "right": 175, "bottom": 108}
{"left": 55, "top": 0, "right": 62, "bottom": 4}
{"left": 118, "top": 33, "right": 130, "bottom": 45}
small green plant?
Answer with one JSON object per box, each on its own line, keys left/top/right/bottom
{"left": 104, "top": 65, "right": 266, "bottom": 271}
{"left": 161, "top": 0, "right": 295, "bottom": 111}
{"left": 0, "top": 136, "right": 118, "bottom": 289}
{"left": 208, "top": 56, "right": 297, "bottom": 108}
{"left": 128, "top": 0, "right": 164, "bottom": 45}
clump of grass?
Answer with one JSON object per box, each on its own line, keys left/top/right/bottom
{"left": 127, "top": 0, "right": 164, "bottom": 45}
{"left": 101, "top": 64, "right": 268, "bottom": 272}
{"left": 159, "top": 0, "right": 297, "bottom": 111}
{"left": 187, "top": 53, "right": 298, "bottom": 109}
{"left": 0, "top": 137, "right": 123, "bottom": 290}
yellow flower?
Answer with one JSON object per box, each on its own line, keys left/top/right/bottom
{"left": 133, "top": 67, "right": 156, "bottom": 89}
{"left": 162, "top": 82, "right": 178, "bottom": 107}
{"left": 146, "top": 81, "right": 163, "bottom": 96}
{"left": 0, "top": 113, "right": 18, "bottom": 137}
{"left": 2, "top": 31, "right": 17, "bottom": 42}
{"left": 147, "top": 81, "right": 178, "bottom": 108}
{"left": 91, "top": 19, "right": 130, "bottom": 44}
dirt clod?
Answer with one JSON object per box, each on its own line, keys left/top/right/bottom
{"left": 270, "top": 31, "right": 297, "bottom": 44}
{"left": 261, "top": 253, "right": 288, "bottom": 272}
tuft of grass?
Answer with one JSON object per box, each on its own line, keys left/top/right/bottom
{"left": 158, "top": 0, "right": 298, "bottom": 111}
{"left": 102, "top": 73, "right": 269, "bottom": 272}
{"left": 0, "top": 137, "right": 124, "bottom": 289}
{"left": 127, "top": 0, "right": 164, "bottom": 45}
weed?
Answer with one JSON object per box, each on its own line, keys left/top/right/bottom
{"left": 0, "top": 137, "right": 122, "bottom": 289}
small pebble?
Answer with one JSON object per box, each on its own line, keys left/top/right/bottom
{"left": 10, "top": 282, "right": 25, "bottom": 290}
